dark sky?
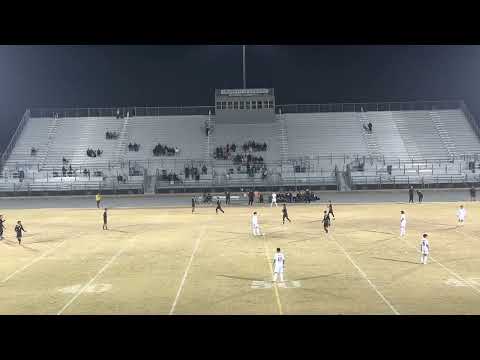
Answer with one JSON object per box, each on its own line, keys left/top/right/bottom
{"left": 1, "top": 45, "right": 480, "bottom": 152}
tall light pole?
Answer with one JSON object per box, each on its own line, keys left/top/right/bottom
{"left": 242, "top": 45, "right": 246, "bottom": 89}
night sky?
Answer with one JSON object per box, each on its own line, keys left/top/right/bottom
{"left": 1, "top": 45, "right": 480, "bottom": 152}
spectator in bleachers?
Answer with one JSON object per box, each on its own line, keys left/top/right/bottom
{"left": 205, "top": 120, "right": 209, "bottom": 136}
{"left": 202, "top": 165, "right": 207, "bottom": 175}
{"left": 368, "top": 122, "right": 373, "bottom": 132}
{"left": 30, "top": 147, "right": 37, "bottom": 156}
{"left": 128, "top": 143, "right": 133, "bottom": 151}
{"left": 97, "top": 149, "right": 102, "bottom": 157}
{"left": 62, "top": 166, "right": 67, "bottom": 177}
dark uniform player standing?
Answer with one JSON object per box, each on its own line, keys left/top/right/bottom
{"left": 322, "top": 211, "right": 331, "bottom": 233}
{"left": 216, "top": 199, "right": 225, "bottom": 214}
{"left": 408, "top": 186, "right": 414, "bottom": 203}
{"left": 470, "top": 186, "right": 476, "bottom": 201}
{"left": 0, "top": 215, "right": 5, "bottom": 240}
{"left": 192, "top": 197, "right": 196, "bottom": 213}
{"left": 15, "top": 221, "right": 26, "bottom": 245}
{"left": 225, "top": 192, "right": 231, "bottom": 205}
{"left": 103, "top": 208, "right": 108, "bottom": 230}
{"left": 416, "top": 190, "right": 424, "bottom": 203}
{"left": 282, "top": 204, "right": 291, "bottom": 224}
{"left": 248, "top": 191, "right": 254, "bottom": 206}
{"left": 328, "top": 201, "right": 335, "bottom": 219}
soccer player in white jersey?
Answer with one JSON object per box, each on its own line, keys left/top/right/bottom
{"left": 420, "top": 233, "right": 429, "bottom": 264}
{"left": 252, "top": 212, "right": 261, "bottom": 236}
{"left": 457, "top": 205, "right": 467, "bottom": 226}
{"left": 272, "top": 248, "right": 285, "bottom": 282}
{"left": 271, "top": 192, "right": 278, "bottom": 207}
{"left": 400, "top": 210, "right": 407, "bottom": 237}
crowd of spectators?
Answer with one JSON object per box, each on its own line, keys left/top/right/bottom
{"left": 184, "top": 164, "right": 208, "bottom": 180}
{"left": 128, "top": 143, "right": 140, "bottom": 152}
{"left": 158, "top": 170, "right": 181, "bottom": 183}
{"left": 153, "top": 144, "right": 179, "bottom": 157}
{"left": 214, "top": 143, "right": 237, "bottom": 160}
{"left": 87, "top": 148, "right": 103, "bottom": 158}
{"left": 106, "top": 131, "right": 119, "bottom": 140}
{"left": 276, "top": 190, "right": 319, "bottom": 203}
{"left": 242, "top": 140, "right": 267, "bottom": 152}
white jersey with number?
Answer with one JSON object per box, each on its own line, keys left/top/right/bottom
{"left": 272, "top": 193, "right": 277, "bottom": 202}
{"left": 273, "top": 252, "right": 285, "bottom": 273}
{"left": 420, "top": 239, "right": 429, "bottom": 255}
{"left": 457, "top": 208, "right": 466, "bottom": 220}
{"left": 400, "top": 214, "right": 406, "bottom": 227}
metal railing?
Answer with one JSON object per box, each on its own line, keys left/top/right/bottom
{"left": 275, "top": 100, "right": 463, "bottom": 114}
{"left": 27, "top": 100, "right": 464, "bottom": 119}
{"left": 29, "top": 106, "right": 215, "bottom": 119}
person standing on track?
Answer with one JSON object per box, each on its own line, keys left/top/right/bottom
{"left": 248, "top": 191, "right": 254, "bottom": 206}
{"left": 400, "top": 210, "right": 407, "bottom": 237}
{"left": 408, "top": 186, "right": 414, "bottom": 204}
{"left": 0, "top": 215, "right": 5, "bottom": 240}
{"left": 96, "top": 192, "right": 102, "bottom": 209}
{"left": 272, "top": 248, "right": 285, "bottom": 283}
{"left": 15, "top": 221, "right": 26, "bottom": 245}
{"left": 216, "top": 199, "right": 225, "bottom": 214}
{"left": 327, "top": 201, "right": 335, "bottom": 219}
{"left": 322, "top": 210, "right": 331, "bottom": 234}
{"left": 420, "top": 233, "right": 429, "bottom": 265}
{"left": 192, "top": 197, "right": 196, "bottom": 213}
{"left": 470, "top": 186, "right": 476, "bottom": 202}
{"left": 103, "top": 208, "right": 108, "bottom": 230}
{"left": 282, "top": 204, "right": 291, "bottom": 224}
{"left": 416, "top": 190, "right": 424, "bottom": 203}
{"left": 271, "top": 192, "right": 278, "bottom": 207}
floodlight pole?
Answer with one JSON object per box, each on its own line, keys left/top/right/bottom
{"left": 242, "top": 45, "right": 246, "bottom": 89}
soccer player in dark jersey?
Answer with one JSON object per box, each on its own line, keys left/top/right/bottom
{"left": 328, "top": 201, "right": 335, "bottom": 219}
{"left": 322, "top": 211, "right": 331, "bottom": 234}
{"left": 216, "top": 199, "right": 225, "bottom": 214}
{"left": 282, "top": 204, "right": 291, "bottom": 224}
{"left": 103, "top": 208, "right": 108, "bottom": 230}
{"left": 15, "top": 221, "right": 26, "bottom": 245}
{"left": 416, "top": 190, "right": 424, "bottom": 203}
{"left": 408, "top": 186, "right": 414, "bottom": 203}
{"left": 192, "top": 197, "right": 196, "bottom": 213}
{"left": 470, "top": 186, "right": 476, "bottom": 202}
{"left": 0, "top": 215, "right": 5, "bottom": 240}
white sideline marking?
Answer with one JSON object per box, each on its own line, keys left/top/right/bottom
{"left": 1, "top": 240, "right": 67, "bottom": 283}
{"left": 57, "top": 241, "right": 132, "bottom": 315}
{"left": 400, "top": 238, "right": 480, "bottom": 296}
{"left": 169, "top": 224, "right": 209, "bottom": 315}
{"left": 332, "top": 236, "right": 400, "bottom": 315}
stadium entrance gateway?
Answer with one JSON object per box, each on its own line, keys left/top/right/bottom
{"left": 215, "top": 88, "right": 275, "bottom": 124}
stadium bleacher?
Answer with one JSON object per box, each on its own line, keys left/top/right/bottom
{"left": 2, "top": 101, "right": 480, "bottom": 194}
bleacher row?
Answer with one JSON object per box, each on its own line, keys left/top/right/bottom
{"left": 2, "top": 108, "right": 480, "bottom": 192}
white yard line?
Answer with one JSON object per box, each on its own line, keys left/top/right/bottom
{"left": 169, "top": 222, "right": 210, "bottom": 315}
{"left": 1, "top": 240, "right": 67, "bottom": 283}
{"left": 400, "top": 237, "right": 480, "bottom": 295}
{"left": 262, "top": 234, "right": 283, "bottom": 315}
{"left": 57, "top": 240, "right": 132, "bottom": 315}
{"left": 332, "top": 235, "right": 400, "bottom": 315}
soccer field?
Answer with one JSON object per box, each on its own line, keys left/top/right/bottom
{"left": 0, "top": 201, "right": 479, "bottom": 315}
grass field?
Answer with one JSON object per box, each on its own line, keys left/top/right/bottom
{"left": 0, "top": 200, "right": 480, "bottom": 315}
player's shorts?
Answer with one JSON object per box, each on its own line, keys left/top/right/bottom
{"left": 458, "top": 216, "right": 465, "bottom": 221}
{"left": 274, "top": 266, "right": 284, "bottom": 273}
